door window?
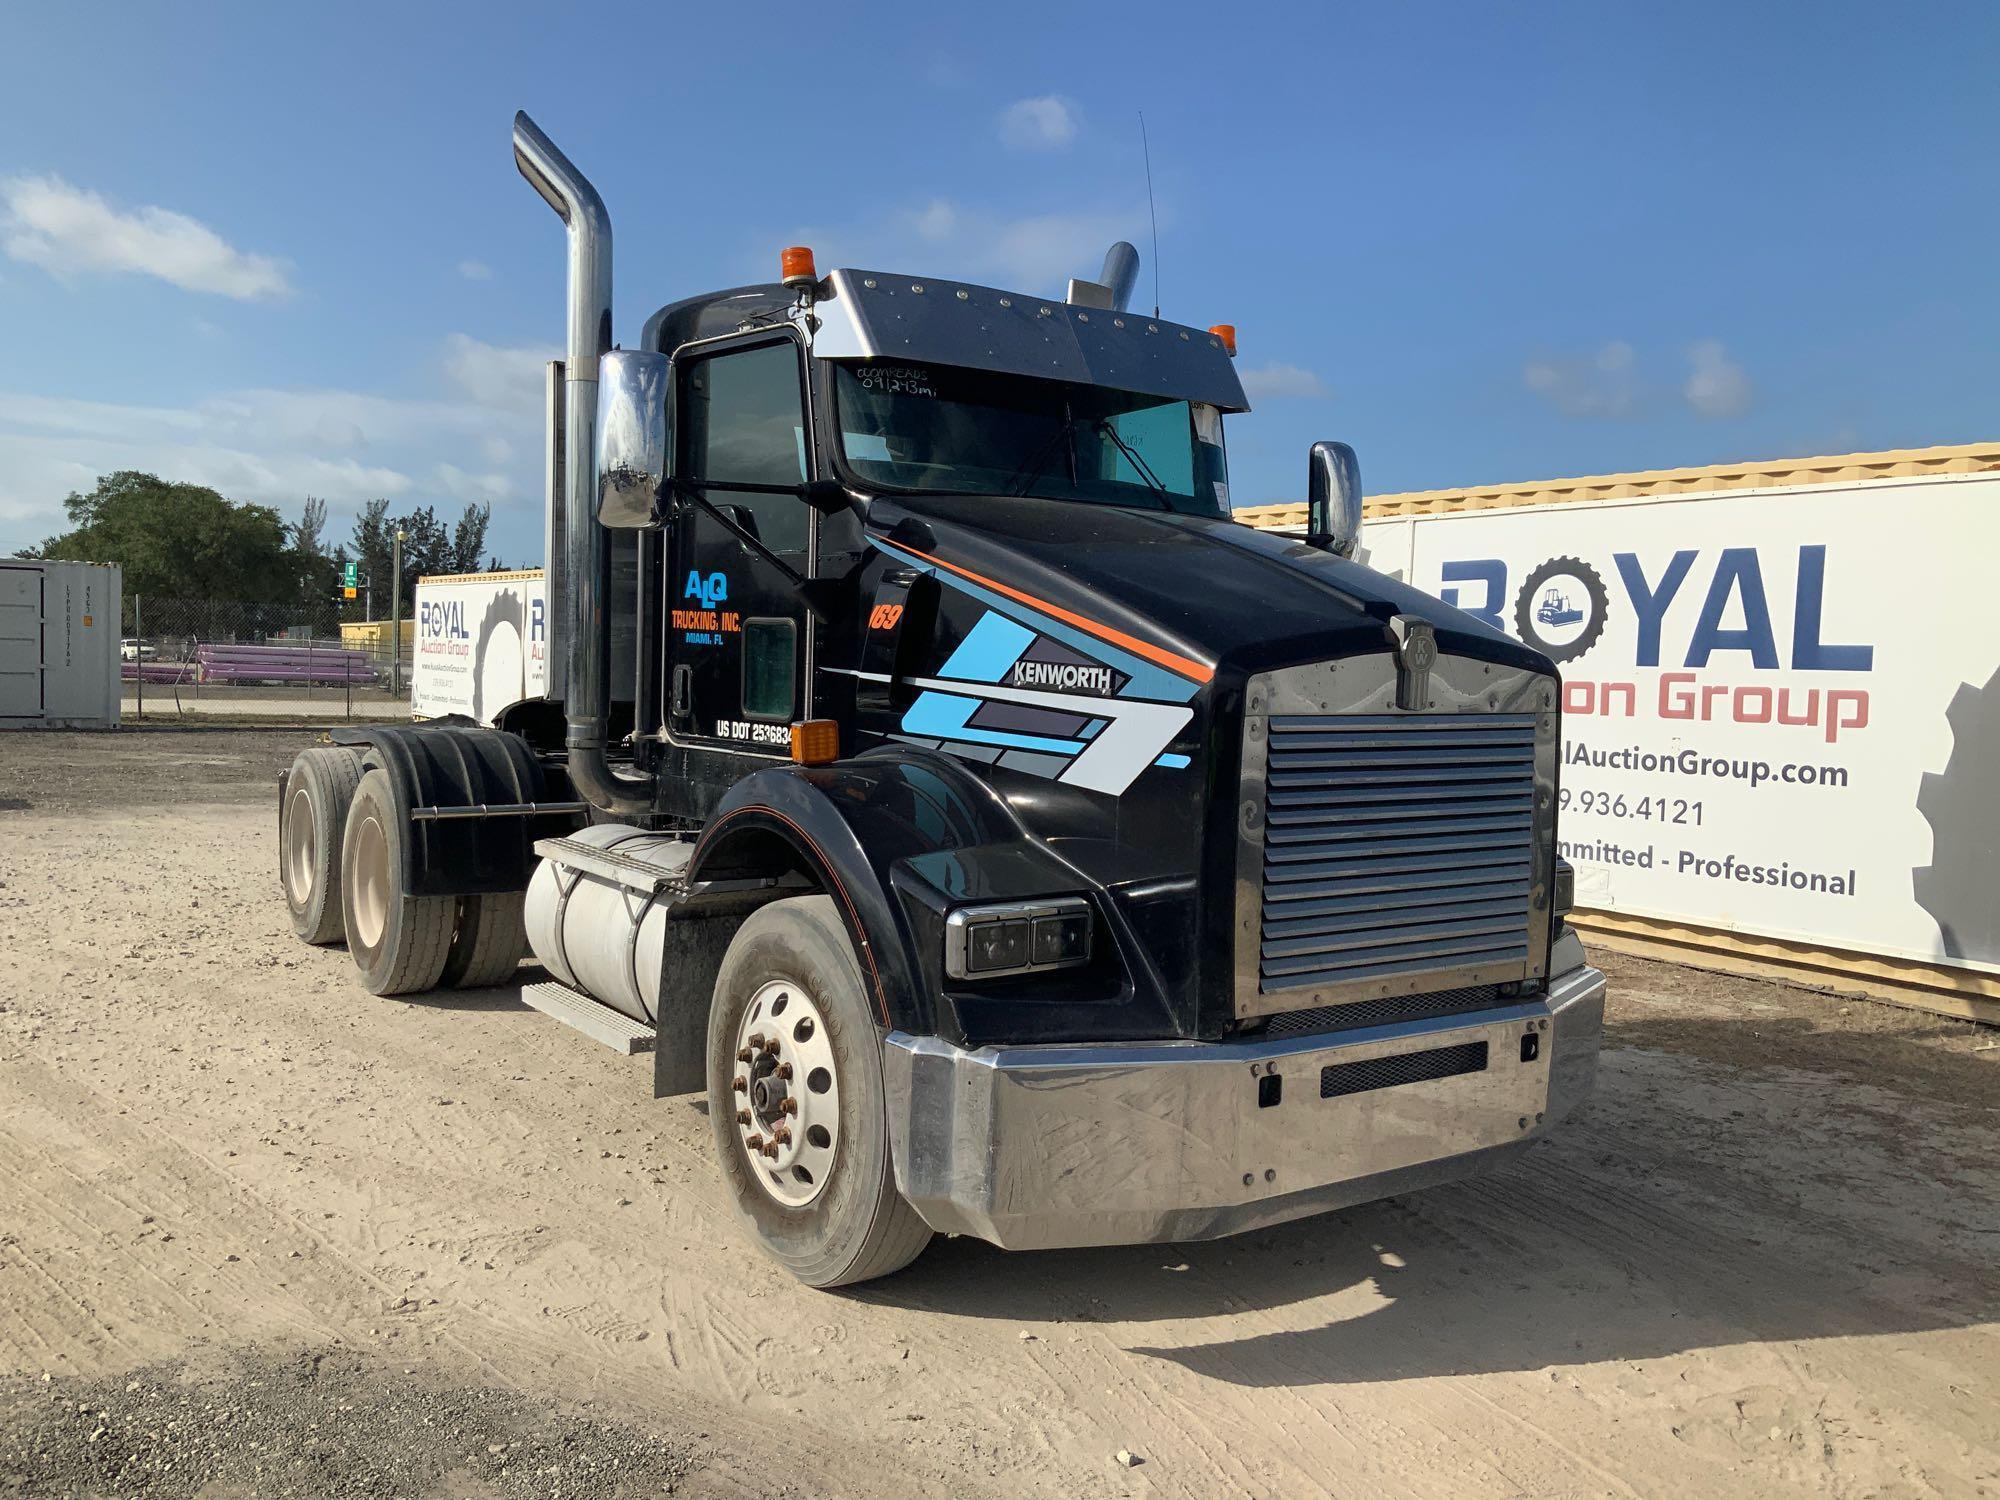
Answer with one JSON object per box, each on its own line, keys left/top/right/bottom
{"left": 679, "top": 341, "right": 811, "bottom": 555}
{"left": 741, "top": 618, "right": 798, "bottom": 721}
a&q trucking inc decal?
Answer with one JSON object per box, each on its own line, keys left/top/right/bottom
{"left": 410, "top": 572, "right": 548, "bottom": 725}
{"left": 1362, "top": 473, "right": 1999, "bottom": 973}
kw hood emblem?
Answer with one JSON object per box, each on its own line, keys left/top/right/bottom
{"left": 1388, "top": 614, "right": 1438, "bottom": 711}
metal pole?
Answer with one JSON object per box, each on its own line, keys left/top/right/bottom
{"left": 390, "top": 528, "right": 405, "bottom": 698}
{"left": 133, "top": 594, "right": 142, "bottom": 719}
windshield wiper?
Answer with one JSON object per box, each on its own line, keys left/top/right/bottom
{"left": 1005, "top": 410, "right": 1079, "bottom": 497}
{"left": 1091, "top": 420, "right": 1173, "bottom": 508}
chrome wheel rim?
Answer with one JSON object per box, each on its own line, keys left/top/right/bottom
{"left": 283, "top": 785, "right": 316, "bottom": 908}
{"left": 731, "top": 979, "right": 840, "bottom": 1208}
{"left": 350, "top": 811, "right": 390, "bottom": 953}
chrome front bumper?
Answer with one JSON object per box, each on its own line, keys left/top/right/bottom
{"left": 883, "top": 951, "right": 1605, "bottom": 1251}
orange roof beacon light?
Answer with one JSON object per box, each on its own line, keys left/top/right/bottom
{"left": 790, "top": 718, "right": 840, "bottom": 766}
{"left": 781, "top": 245, "right": 818, "bottom": 289}
{"left": 1208, "top": 324, "right": 1237, "bottom": 357}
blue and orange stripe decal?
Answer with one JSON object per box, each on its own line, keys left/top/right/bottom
{"left": 871, "top": 535, "right": 1214, "bottom": 686}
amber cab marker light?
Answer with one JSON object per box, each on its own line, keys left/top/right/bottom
{"left": 1208, "top": 324, "right": 1237, "bottom": 357}
{"left": 781, "top": 246, "right": 818, "bottom": 288}
{"left": 790, "top": 719, "right": 839, "bottom": 766}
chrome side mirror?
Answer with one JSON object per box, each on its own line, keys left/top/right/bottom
{"left": 597, "top": 349, "right": 669, "bottom": 527}
{"left": 1306, "top": 440, "right": 1363, "bottom": 558}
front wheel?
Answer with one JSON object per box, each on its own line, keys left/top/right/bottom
{"left": 706, "top": 895, "right": 932, "bottom": 1288}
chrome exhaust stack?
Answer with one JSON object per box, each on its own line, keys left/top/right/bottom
{"left": 512, "top": 110, "right": 653, "bottom": 816}
{"left": 1065, "top": 240, "right": 1140, "bottom": 313}
{"left": 1097, "top": 241, "right": 1139, "bottom": 313}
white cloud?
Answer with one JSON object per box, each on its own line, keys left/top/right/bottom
{"left": 913, "top": 199, "right": 957, "bottom": 242}
{"left": 1523, "top": 341, "right": 1640, "bottom": 419}
{"left": 442, "top": 333, "right": 557, "bottom": 413}
{"left": 888, "top": 200, "right": 1141, "bottom": 293}
{"left": 998, "top": 96, "right": 1079, "bottom": 151}
{"left": 922, "top": 53, "right": 968, "bottom": 90}
{"left": 0, "top": 334, "right": 559, "bottom": 557}
{"left": 780, "top": 198, "right": 1145, "bottom": 299}
{"left": 1684, "top": 338, "right": 1753, "bottom": 419}
{"left": 0, "top": 173, "right": 291, "bottom": 301}
{"left": 457, "top": 259, "right": 494, "bottom": 281}
{"left": 1239, "top": 361, "right": 1331, "bottom": 400}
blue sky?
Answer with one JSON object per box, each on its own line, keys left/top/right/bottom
{"left": 1, "top": 1, "right": 1993, "bottom": 566}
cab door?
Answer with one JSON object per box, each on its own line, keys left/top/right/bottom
{"left": 663, "top": 333, "right": 816, "bottom": 760}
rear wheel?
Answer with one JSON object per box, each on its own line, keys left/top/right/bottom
{"left": 281, "top": 747, "right": 363, "bottom": 945}
{"left": 340, "top": 769, "right": 455, "bottom": 996}
{"left": 442, "top": 891, "right": 527, "bottom": 989}
{"left": 707, "top": 895, "right": 932, "bottom": 1288}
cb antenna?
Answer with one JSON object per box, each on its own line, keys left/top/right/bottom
{"left": 1139, "top": 111, "right": 1160, "bottom": 319}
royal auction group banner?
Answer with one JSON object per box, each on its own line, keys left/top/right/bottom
{"left": 1360, "top": 473, "right": 1998, "bottom": 974}
{"left": 410, "top": 571, "right": 547, "bottom": 725}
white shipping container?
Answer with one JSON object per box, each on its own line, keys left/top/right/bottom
{"left": 0, "top": 559, "right": 121, "bottom": 729}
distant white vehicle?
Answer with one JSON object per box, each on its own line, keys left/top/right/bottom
{"left": 120, "top": 639, "right": 158, "bottom": 661}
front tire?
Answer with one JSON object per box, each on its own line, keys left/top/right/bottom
{"left": 282, "top": 747, "right": 363, "bottom": 945}
{"left": 707, "top": 895, "right": 932, "bottom": 1288}
{"left": 340, "top": 769, "right": 455, "bottom": 996}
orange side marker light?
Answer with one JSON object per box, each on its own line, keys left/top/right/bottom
{"left": 790, "top": 719, "right": 839, "bottom": 766}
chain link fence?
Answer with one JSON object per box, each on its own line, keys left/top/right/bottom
{"left": 119, "top": 596, "right": 414, "bottom": 719}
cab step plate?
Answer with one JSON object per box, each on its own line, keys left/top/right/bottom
{"left": 521, "top": 980, "right": 656, "bottom": 1055}
{"left": 534, "top": 835, "right": 691, "bottom": 896}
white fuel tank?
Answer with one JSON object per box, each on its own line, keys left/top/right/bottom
{"left": 524, "top": 824, "right": 693, "bottom": 1024}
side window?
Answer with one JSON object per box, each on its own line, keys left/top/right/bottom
{"left": 678, "top": 341, "right": 811, "bottom": 555}
{"left": 741, "top": 619, "right": 797, "bottom": 720}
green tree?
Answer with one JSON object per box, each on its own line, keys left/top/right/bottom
{"left": 347, "top": 498, "right": 393, "bottom": 618}
{"left": 393, "top": 504, "right": 452, "bottom": 580}
{"left": 449, "top": 502, "right": 492, "bottom": 574}
{"left": 27, "top": 471, "right": 297, "bottom": 603}
{"left": 290, "top": 495, "right": 341, "bottom": 616}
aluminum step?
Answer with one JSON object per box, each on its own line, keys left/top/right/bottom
{"left": 521, "top": 980, "right": 656, "bottom": 1055}
{"left": 533, "top": 834, "right": 692, "bottom": 896}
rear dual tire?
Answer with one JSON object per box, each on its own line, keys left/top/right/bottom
{"left": 284, "top": 753, "right": 527, "bottom": 994}
{"left": 442, "top": 890, "right": 528, "bottom": 990}
{"left": 282, "top": 748, "right": 364, "bottom": 945}
{"left": 341, "top": 769, "right": 457, "bottom": 995}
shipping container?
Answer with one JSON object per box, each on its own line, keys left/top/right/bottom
{"left": 0, "top": 559, "right": 121, "bottom": 729}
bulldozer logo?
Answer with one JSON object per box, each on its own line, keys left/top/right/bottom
{"left": 1513, "top": 557, "right": 1609, "bottom": 665}
{"left": 684, "top": 570, "right": 729, "bottom": 609}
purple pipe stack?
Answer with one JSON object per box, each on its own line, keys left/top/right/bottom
{"left": 194, "top": 643, "right": 380, "bottom": 686}
{"left": 120, "top": 661, "right": 186, "bottom": 682}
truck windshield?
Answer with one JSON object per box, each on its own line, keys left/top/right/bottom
{"left": 832, "top": 362, "right": 1230, "bottom": 517}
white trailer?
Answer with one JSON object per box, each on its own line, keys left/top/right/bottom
{"left": 410, "top": 570, "right": 548, "bottom": 724}
{"left": 0, "top": 560, "right": 121, "bottom": 730}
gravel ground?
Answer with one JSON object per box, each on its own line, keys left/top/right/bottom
{"left": 0, "top": 728, "right": 305, "bottom": 814}
{"left": 0, "top": 725, "right": 1994, "bottom": 1499}
{"left": 0, "top": 1346, "right": 696, "bottom": 1497}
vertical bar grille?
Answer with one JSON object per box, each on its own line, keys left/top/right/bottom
{"left": 1261, "top": 713, "right": 1536, "bottom": 994}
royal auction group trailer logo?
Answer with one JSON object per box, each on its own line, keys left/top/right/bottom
{"left": 1511, "top": 556, "right": 1609, "bottom": 664}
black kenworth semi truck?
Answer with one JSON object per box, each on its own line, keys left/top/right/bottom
{"left": 275, "top": 113, "right": 1604, "bottom": 1288}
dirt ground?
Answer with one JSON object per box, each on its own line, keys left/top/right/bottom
{"left": 0, "top": 728, "right": 1994, "bottom": 1499}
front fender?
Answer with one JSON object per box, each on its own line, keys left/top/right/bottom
{"left": 688, "top": 747, "right": 1176, "bottom": 1046}
{"left": 687, "top": 748, "right": 1064, "bottom": 1040}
